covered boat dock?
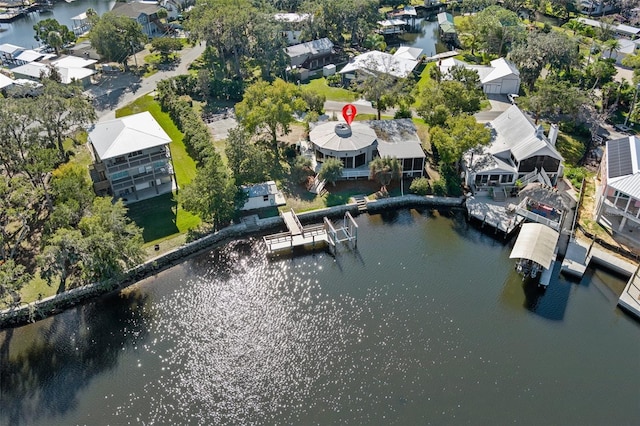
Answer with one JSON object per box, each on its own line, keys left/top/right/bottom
{"left": 510, "top": 223, "right": 560, "bottom": 285}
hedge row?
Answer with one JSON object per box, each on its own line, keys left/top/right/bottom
{"left": 156, "top": 77, "right": 215, "bottom": 163}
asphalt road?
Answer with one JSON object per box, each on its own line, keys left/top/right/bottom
{"left": 90, "top": 42, "right": 206, "bottom": 122}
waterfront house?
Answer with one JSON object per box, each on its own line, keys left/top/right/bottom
{"left": 308, "top": 118, "right": 425, "bottom": 179}
{"left": 595, "top": 135, "right": 640, "bottom": 234}
{"left": 11, "top": 55, "right": 96, "bottom": 87}
{"left": 111, "top": 2, "right": 166, "bottom": 38}
{"left": 463, "top": 105, "right": 563, "bottom": 193}
{"left": 439, "top": 57, "right": 521, "bottom": 95}
{"left": 285, "top": 38, "right": 334, "bottom": 73}
{"left": 87, "top": 111, "right": 175, "bottom": 201}
{"left": 339, "top": 48, "right": 423, "bottom": 83}
{"left": 0, "top": 43, "right": 24, "bottom": 65}
{"left": 240, "top": 181, "right": 286, "bottom": 211}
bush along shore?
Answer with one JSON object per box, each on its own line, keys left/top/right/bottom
{"left": 0, "top": 195, "right": 464, "bottom": 329}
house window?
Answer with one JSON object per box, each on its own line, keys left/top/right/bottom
{"left": 316, "top": 151, "right": 324, "bottom": 162}
{"left": 344, "top": 156, "right": 354, "bottom": 168}
{"left": 403, "top": 158, "right": 412, "bottom": 171}
{"left": 500, "top": 174, "right": 512, "bottom": 183}
{"left": 263, "top": 195, "right": 269, "bottom": 201}
{"left": 128, "top": 150, "right": 143, "bottom": 158}
{"left": 354, "top": 153, "right": 366, "bottom": 168}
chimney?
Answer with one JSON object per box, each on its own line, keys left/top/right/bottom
{"left": 548, "top": 123, "right": 559, "bottom": 146}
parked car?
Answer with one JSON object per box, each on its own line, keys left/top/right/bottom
{"left": 614, "top": 124, "right": 633, "bottom": 135}
{"left": 507, "top": 93, "right": 519, "bottom": 105}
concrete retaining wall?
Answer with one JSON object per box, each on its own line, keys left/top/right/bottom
{"left": 0, "top": 196, "right": 463, "bottom": 329}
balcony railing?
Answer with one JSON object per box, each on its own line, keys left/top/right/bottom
{"left": 105, "top": 150, "right": 170, "bottom": 174}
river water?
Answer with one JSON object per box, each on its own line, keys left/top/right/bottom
{"left": 1, "top": 209, "right": 638, "bottom": 425}
{"left": 0, "top": 0, "right": 115, "bottom": 48}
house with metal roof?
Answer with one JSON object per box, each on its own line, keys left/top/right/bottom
{"left": 596, "top": 136, "right": 640, "bottom": 233}
{"left": 285, "top": 38, "right": 334, "bottom": 71}
{"left": 463, "top": 105, "right": 563, "bottom": 193}
{"left": 240, "top": 181, "right": 286, "bottom": 211}
{"left": 11, "top": 55, "right": 96, "bottom": 87}
{"left": 87, "top": 111, "right": 175, "bottom": 202}
{"left": 437, "top": 12, "right": 457, "bottom": 43}
{"left": 339, "top": 47, "right": 423, "bottom": 81}
{"left": 308, "top": 119, "right": 425, "bottom": 179}
{"left": 439, "top": 57, "right": 521, "bottom": 95}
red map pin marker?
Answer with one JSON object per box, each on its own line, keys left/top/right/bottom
{"left": 342, "top": 104, "right": 357, "bottom": 126}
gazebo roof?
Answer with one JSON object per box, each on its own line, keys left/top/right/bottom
{"left": 309, "top": 122, "right": 377, "bottom": 152}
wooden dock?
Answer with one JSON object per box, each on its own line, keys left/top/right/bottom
{"left": 264, "top": 209, "right": 358, "bottom": 255}
{"left": 465, "top": 196, "right": 523, "bottom": 236}
{"left": 619, "top": 266, "right": 640, "bottom": 320}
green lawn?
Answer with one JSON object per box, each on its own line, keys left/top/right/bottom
{"left": 126, "top": 192, "right": 200, "bottom": 244}
{"left": 116, "top": 96, "right": 200, "bottom": 243}
{"left": 302, "top": 77, "right": 357, "bottom": 102}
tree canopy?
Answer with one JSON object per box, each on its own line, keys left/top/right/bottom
{"left": 33, "top": 18, "right": 76, "bottom": 54}
{"left": 89, "top": 12, "right": 147, "bottom": 65}
{"left": 179, "top": 152, "right": 238, "bottom": 230}
{"left": 235, "top": 79, "right": 307, "bottom": 158}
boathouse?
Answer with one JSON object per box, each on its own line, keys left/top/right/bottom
{"left": 437, "top": 12, "right": 457, "bottom": 43}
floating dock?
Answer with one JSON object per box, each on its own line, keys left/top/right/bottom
{"left": 263, "top": 209, "right": 358, "bottom": 255}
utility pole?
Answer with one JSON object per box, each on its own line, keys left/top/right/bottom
{"left": 130, "top": 41, "right": 138, "bottom": 69}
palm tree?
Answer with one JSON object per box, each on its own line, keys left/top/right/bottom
{"left": 564, "top": 19, "right": 584, "bottom": 35}
{"left": 603, "top": 38, "right": 621, "bottom": 60}
{"left": 47, "top": 30, "right": 63, "bottom": 55}
{"left": 369, "top": 156, "right": 402, "bottom": 196}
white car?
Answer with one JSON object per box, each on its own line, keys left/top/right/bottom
{"left": 507, "top": 93, "right": 519, "bottom": 105}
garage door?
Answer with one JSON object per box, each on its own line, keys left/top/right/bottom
{"left": 484, "top": 83, "right": 500, "bottom": 94}
{"left": 500, "top": 79, "right": 519, "bottom": 94}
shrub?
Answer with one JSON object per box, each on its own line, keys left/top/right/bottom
{"left": 291, "top": 156, "right": 314, "bottom": 183}
{"left": 432, "top": 178, "right": 447, "bottom": 196}
{"left": 564, "top": 166, "right": 590, "bottom": 190}
{"left": 409, "top": 177, "right": 431, "bottom": 195}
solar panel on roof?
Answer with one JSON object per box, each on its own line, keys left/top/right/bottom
{"left": 608, "top": 138, "right": 633, "bottom": 178}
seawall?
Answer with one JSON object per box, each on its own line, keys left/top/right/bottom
{"left": 0, "top": 195, "right": 464, "bottom": 329}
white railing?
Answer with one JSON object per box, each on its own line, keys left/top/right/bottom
{"left": 515, "top": 206, "right": 561, "bottom": 231}
{"left": 341, "top": 169, "right": 370, "bottom": 179}
{"left": 519, "top": 168, "right": 539, "bottom": 186}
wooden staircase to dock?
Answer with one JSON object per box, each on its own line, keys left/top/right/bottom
{"left": 353, "top": 195, "right": 368, "bottom": 213}
{"left": 492, "top": 187, "right": 507, "bottom": 202}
